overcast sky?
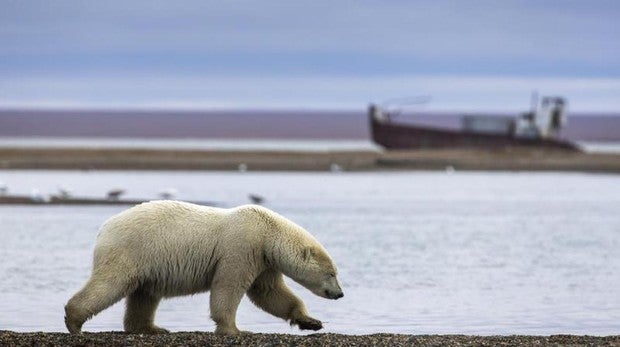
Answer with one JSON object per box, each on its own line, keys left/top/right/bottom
{"left": 1, "top": 0, "right": 619, "bottom": 111}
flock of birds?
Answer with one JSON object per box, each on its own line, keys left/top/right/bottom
{"left": 0, "top": 181, "right": 265, "bottom": 205}
{"left": 0, "top": 160, "right": 342, "bottom": 205}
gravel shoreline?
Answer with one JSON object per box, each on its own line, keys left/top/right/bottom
{"left": 1, "top": 331, "right": 619, "bottom": 347}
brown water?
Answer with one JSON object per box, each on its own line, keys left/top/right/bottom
{"left": 1, "top": 109, "right": 619, "bottom": 141}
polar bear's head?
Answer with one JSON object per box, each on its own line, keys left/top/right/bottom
{"left": 294, "top": 246, "right": 344, "bottom": 300}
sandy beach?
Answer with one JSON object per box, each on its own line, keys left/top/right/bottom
{"left": 0, "top": 147, "right": 619, "bottom": 172}
{"left": 1, "top": 331, "right": 619, "bottom": 347}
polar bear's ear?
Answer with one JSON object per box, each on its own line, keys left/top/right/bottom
{"left": 302, "top": 247, "right": 316, "bottom": 261}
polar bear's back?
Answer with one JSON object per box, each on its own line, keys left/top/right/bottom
{"left": 93, "top": 201, "right": 248, "bottom": 295}
{"left": 96, "top": 201, "right": 226, "bottom": 248}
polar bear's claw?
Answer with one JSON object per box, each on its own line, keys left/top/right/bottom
{"left": 295, "top": 317, "right": 323, "bottom": 331}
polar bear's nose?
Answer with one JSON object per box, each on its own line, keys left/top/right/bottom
{"left": 326, "top": 289, "right": 344, "bottom": 299}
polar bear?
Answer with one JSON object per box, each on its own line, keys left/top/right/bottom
{"left": 64, "top": 201, "right": 343, "bottom": 335}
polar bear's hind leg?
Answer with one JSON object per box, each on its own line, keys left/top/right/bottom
{"left": 64, "top": 272, "right": 134, "bottom": 334}
{"left": 123, "top": 289, "right": 169, "bottom": 334}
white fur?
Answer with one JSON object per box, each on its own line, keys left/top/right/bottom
{"left": 64, "top": 201, "right": 342, "bottom": 335}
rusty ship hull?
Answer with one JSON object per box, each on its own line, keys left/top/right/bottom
{"left": 370, "top": 114, "right": 580, "bottom": 151}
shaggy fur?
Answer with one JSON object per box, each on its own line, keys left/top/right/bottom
{"left": 64, "top": 201, "right": 343, "bottom": 335}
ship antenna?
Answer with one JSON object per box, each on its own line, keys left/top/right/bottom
{"left": 530, "top": 90, "right": 539, "bottom": 114}
{"left": 381, "top": 95, "right": 432, "bottom": 108}
{"left": 381, "top": 95, "right": 432, "bottom": 117}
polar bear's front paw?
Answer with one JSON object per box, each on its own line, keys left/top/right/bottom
{"left": 292, "top": 317, "right": 323, "bottom": 331}
{"left": 214, "top": 325, "right": 241, "bottom": 335}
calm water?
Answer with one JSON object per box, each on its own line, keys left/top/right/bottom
{"left": 0, "top": 170, "right": 618, "bottom": 335}
{"left": 0, "top": 137, "right": 380, "bottom": 152}
{"left": 0, "top": 137, "right": 618, "bottom": 153}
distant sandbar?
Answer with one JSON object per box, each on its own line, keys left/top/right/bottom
{"left": 1, "top": 147, "right": 620, "bottom": 173}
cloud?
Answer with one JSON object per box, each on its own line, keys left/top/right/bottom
{"left": 1, "top": 1, "right": 619, "bottom": 73}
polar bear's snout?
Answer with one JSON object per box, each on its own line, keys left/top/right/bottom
{"left": 325, "top": 289, "right": 344, "bottom": 300}
{"left": 323, "top": 275, "right": 344, "bottom": 300}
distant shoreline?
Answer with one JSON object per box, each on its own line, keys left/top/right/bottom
{"left": 1, "top": 146, "right": 620, "bottom": 173}
{"left": 1, "top": 331, "right": 619, "bottom": 347}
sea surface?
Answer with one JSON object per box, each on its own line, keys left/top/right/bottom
{"left": 0, "top": 137, "right": 380, "bottom": 152}
{"left": 0, "top": 170, "right": 618, "bottom": 335}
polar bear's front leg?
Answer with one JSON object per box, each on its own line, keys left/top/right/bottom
{"left": 209, "top": 273, "right": 250, "bottom": 335}
{"left": 247, "top": 269, "right": 323, "bottom": 331}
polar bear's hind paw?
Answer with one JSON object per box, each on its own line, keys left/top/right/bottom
{"left": 64, "top": 315, "right": 83, "bottom": 334}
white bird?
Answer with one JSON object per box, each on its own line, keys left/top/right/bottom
{"left": 159, "top": 188, "right": 178, "bottom": 200}
{"left": 30, "top": 188, "right": 45, "bottom": 202}
{"left": 107, "top": 188, "right": 125, "bottom": 201}
{"left": 238, "top": 163, "right": 248, "bottom": 172}
{"left": 330, "top": 163, "right": 342, "bottom": 172}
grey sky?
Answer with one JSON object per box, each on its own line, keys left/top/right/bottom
{"left": 1, "top": 0, "right": 619, "bottom": 111}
